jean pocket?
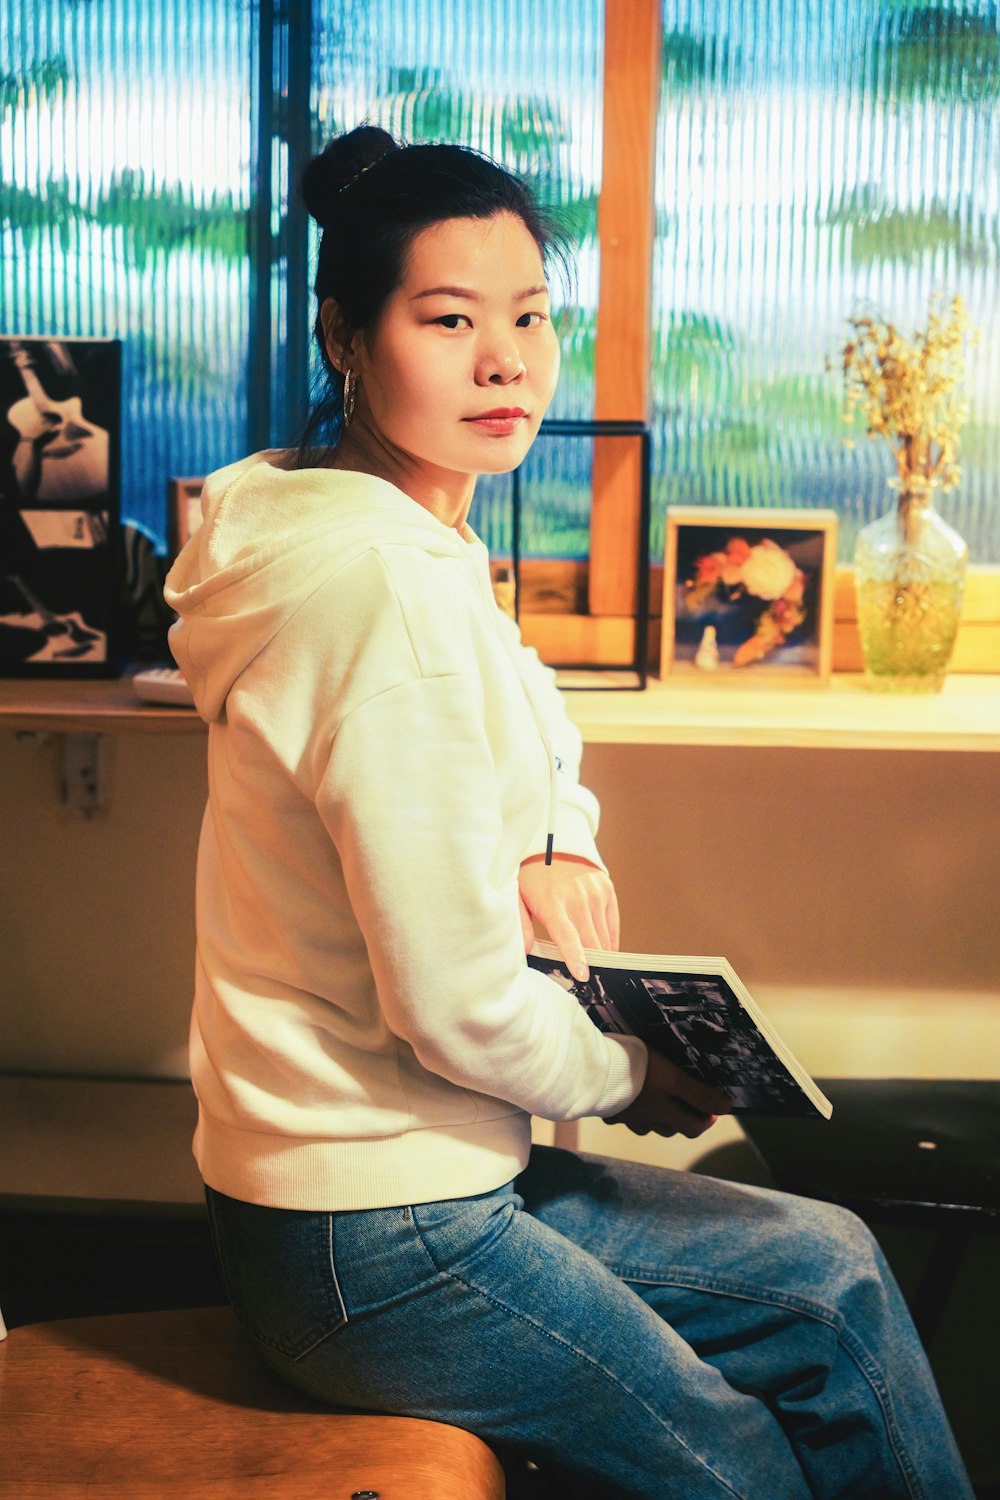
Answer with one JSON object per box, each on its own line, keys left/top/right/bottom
{"left": 205, "top": 1188, "right": 348, "bottom": 1361}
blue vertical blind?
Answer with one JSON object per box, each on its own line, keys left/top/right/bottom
{"left": 652, "top": 0, "right": 1000, "bottom": 562}
{"left": 0, "top": 0, "right": 252, "bottom": 548}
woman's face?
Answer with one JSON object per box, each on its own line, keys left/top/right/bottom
{"left": 350, "top": 212, "right": 561, "bottom": 481}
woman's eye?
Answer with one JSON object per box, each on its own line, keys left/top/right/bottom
{"left": 435, "top": 314, "right": 471, "bottom": 330}
{"left": 516, "top": 311, "right": 545, "bottom": 329}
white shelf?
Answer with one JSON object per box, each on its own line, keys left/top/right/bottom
{"left": 564, "top": 673, "right": 1000, "bottom": 751}
{"left": 0, "top": 674, "right": 201, "bottom": 736}
{"left": 0, "top": 1075, "right": 203, "bottom": 1215}
{"left": 2, "top": 671, "right": 999, "bottom": 750}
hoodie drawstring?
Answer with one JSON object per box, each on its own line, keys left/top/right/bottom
{"left": 472, "top": 555, "right": 559, "bottom": 865}
{"left": 517, "top": 669, "right": 559, "bottom": 866}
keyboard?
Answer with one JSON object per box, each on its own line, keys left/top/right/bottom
{"left": 132, "top": 665, "right": 196, "bottom": 707}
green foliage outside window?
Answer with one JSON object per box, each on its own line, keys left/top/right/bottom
{"left": 1, "top": 1, "right": 996, "bottom": 561}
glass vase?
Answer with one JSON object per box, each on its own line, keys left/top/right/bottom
{"left": 854, "top": 484, "right": 968, "bottom": 693}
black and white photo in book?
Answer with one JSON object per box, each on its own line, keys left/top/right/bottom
{"left": 0, "top": 336, "right": 121, "bottom": 677}
{"left": 528, "top": 941, "right": 832, "bottom": 1118}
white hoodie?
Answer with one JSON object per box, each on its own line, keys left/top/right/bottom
{"left": 165, "top": 452, "right": 647, "bottom": 1211}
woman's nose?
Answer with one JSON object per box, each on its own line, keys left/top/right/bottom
{"left": 475, "top": 339, "right": 526, "bottom": 386}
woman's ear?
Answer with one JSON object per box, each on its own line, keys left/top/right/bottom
{"left": 320, "top": 297, "right": 354, "bottom": 371}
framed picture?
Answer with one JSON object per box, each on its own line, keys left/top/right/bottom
{"left": 0, "top": 336, "right": 122, "bottom": 677}
{"left": 661, "top": 507, "right": 838, "bottom": 683}
{"left": 511, "top": 418, "right": 651, "bottom": 690}
{"left": 168, "top": 475, "right": 205, "bottom": 556}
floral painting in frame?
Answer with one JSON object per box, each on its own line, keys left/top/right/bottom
{"left": 661, "top": 508, "right": 838, "bottom": 683}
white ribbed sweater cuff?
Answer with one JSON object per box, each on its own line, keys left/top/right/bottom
{"left": 593, "top": 1035, "right": 649, "bottom": 1118}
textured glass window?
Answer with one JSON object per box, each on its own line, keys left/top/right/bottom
{"left": 310, "top": 0, "right": 604, "bottom": 555}
{"left": 8, "top": 3, "right": 992, "bottom": 571}
{"left": 0, "top": 0, "right": 252, "bottom": 548}
{"left": 652, "top": 0, "right": 1000, "bottom": 562}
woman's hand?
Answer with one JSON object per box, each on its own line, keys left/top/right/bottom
{"left": 518, "top": 854, "right": 620, "bottom": 982}
{"left": 605, "top": 1050, "right": 732, "bottom": 1140}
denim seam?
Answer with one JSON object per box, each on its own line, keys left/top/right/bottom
{"left": 208, "top": 1194, "right": 348, "bottom": 1363}
{"left": 612, "top": 1267, "right": 921, "bottom": 1500}
{"left": 267, "top": 1214, "right": 349, "bottom": 1361}
{"left": 410, "top": 1220, "right": 750, "bottom": 1500}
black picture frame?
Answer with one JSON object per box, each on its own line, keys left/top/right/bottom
{"left": 0, "top": 336, "right": 122, "bottom": 678}
{"left": 510, "top": 419, "right": 651, "bottom": 691}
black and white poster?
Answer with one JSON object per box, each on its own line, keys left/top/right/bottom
{"left": 0, "top": 336, "right": 121, "bottom": 676}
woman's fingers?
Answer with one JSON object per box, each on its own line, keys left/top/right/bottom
{"left": 544, "top": 908, "right": 590, "bottom": 982}
{"left": 606, "top": 1100, "right": 717, "bottom": 1140}
{"left": 652, "top": 1105, "right": 718, "bottom": 1140}
{"left": 605, "top": 1051, "right": 731, "bottom": 1140}
{"left": 605, "top": 887, "right": 621, "bottom": 951}
{"left": 519, "top": 858, "right": 620, "bottom": 981}
{"left": 519, "top": 893, "right": 535, "bottom": 954}
{"left": 548, "top": 887, "right": 611, "bottom": 978}
{"left": 593, "top": 887, "right": 620, "bottom": 953}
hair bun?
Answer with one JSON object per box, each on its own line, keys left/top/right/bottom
{"left": 300, "top": 126, "right": 400, "bottom": 228}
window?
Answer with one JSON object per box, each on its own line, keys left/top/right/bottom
{"left": 311, "top": 0, "right": 604, "bottom": 560}
{"left": 652, "top": 0, "right": 1000, "bottom": 564}
{"left": 3, "top": 0, "right": 997, "bottom": 575}
{"left": 1, "top": 0, "right": 253, "bottom": 547}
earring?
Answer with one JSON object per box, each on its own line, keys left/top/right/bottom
{"left": 342, "top": 368, "right": 357, "bottom": 429}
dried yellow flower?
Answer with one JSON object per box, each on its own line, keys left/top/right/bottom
{"left": 840, "top": 293, "right": 980, "bottom": 493}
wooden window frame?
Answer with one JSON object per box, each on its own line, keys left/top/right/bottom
{"left": 518, "top": 0, "right": 660, "bottom": 670}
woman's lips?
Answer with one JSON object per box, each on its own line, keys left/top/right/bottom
{"left": 464, "top": 409, "right": 528, "bottom": 436}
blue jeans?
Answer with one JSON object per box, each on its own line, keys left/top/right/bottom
{"left": 205, "top": 1146, "right": 972, "bottom": 1499}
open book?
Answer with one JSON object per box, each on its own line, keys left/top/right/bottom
{"left": 529, "top": 941, "right": 832, "bottom": 1119}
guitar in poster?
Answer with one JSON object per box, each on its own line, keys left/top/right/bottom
{"left": 0, "top": 337, "right": 121, "bottom": 677}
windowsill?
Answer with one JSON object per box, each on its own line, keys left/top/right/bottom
{"left": 564, "top": 673, "right": 1000, "bottom": 751}
{"left": 0, "top": 670, "right": 997, "bottom": 750}
{"left": 0, "top": 672, "right": 205, "bottom": 736}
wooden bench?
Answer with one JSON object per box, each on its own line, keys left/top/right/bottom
{"left": 0, "top": 1304, "right": 505, "bottom": 1498}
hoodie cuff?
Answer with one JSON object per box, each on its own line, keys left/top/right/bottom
{"left": 526, "top": 801, "right": 606, "bottom": 872}
{"left": 594, "top": 1035, "right": 649, "bottom": 1118}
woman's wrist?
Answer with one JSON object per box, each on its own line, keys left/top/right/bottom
{"left": 520, "top": 851, "right": 601, "bottom": 871}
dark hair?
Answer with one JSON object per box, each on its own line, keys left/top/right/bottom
{"left": 293, "top": 125, "right": 567, "bottom": 464}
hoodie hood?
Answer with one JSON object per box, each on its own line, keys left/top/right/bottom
{"left": 164, "top": 451, "right": 470, "bottom": 724}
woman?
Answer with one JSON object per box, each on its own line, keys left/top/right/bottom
{"left": 165, "top": 127, "right": 972, "bottom": 1499}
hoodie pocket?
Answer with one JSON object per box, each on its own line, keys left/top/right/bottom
{"left": 206, "top": 1187, "right": 348, "bottom": 1361}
